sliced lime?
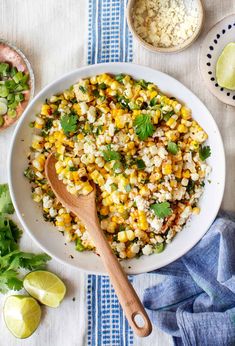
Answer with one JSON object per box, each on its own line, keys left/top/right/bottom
{"left": 4, "top": 295, "right": 41, "bottom": 339}
{"left": 216, "top": 42, "right": 235, "bottom": 90}
{"left": 23, "top": 270, "right": 66, "bottom": 308}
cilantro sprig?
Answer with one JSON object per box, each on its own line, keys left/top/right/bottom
{"left": 199, "top": 145, "right": 211, "bottom": 161}
{"left": 102, "top": 145, "right": 121, "bottom": 162}
{"left": 60, "top": 114, "right": 78, "bottom": 135}
{"left": 0, "top": 184, "right": 14, "bottom": 214}
{"left": 150, "top": 202, "right": 172, "bottom": 219}
{"left": 134, "top": 114, "right": 154, "bottom": 141}
{"left": 0, "top": 183, "right": 51, "bottom": 293}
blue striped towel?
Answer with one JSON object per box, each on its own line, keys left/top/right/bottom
{"left": 87, "top": 1, "right": 134, "bottom": 345}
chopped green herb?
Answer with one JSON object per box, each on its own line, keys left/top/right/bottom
{"left": 150, "top": 202, "right": 172, "bottom": 219}
{"left": 45, "top": 118, "right": 53, "bottom": 131}
{"left": 102, "top": 147, "right": 121, "bottom": 162}
{"left": 186, "top": 179, "right": 195, "bottom": 193}
{"left": 69, "top": 167, "right": 77, "bottom": 171}
{"left": 167, "top": 141, "right": 178, "bottom": 155}
{"left": 24, "top": 168, "right": 35, "bottom": 182}
{"left": 98, "top": 214, "right": 109, "bottom": 221}
{"left": 199, "top": 145, "right": 211, "bottom": 161}
{"left": 119, "top": 225, "right": 125, "bottom": 232}
{"left": 137, "top": 79, "right": 149, "bottom": 89}
{"left": 154, "top": 243, "right": 165, "bottom": 253}
{"left": 115, "top": 74, "right": 125, "bottom": 83}
{"left": 150, "top": 96, "right": 157, "bottom": 107}
{"left": 0, "top": 184, "right": 14, "bottom": 214}
{"left": 134, "top": 114, "right": 154, "bottom": 140}
{"left": 117, "top": 95, "right": 129, "bottom": 109}
{"left": 111, "top": 183, "right": 118, "bottom": 191}
{"left": 75, "top": 238, "right": 85, "bottom": 252}
{"left": 113, "top": 161, "right": 122, "bottom": 172}
{"left": 60, "top": 114, "right": 78, "bottom": 135}
{"left": 99, "top": 82, "right": 107, "bottom": 90}
{"left": 79, "top": 85, "right": 87, "bottom": 94}
{"left": 92, "top": 89, "right": 100, "bottom": 97}
{"left": 136, "top": 159, "right": 146, "bottom": 170}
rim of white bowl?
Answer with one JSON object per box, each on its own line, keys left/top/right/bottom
{"left": 8, "top": 62, "right": 226, "bottom": 274}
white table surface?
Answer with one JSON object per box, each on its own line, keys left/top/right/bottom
{"left": 0, "top": 1, "right": 235, "bottom": 345}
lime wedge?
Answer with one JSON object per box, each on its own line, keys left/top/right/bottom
{"left": 4, "top": 295, "right": 41, "bottom": 339}
{"left": 216, "top": 42, "right": 235, "bottom": 90}
{"left": 23, "top": 271, "right": 66, "bottom": 308}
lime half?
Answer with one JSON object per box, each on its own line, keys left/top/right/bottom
{"left": 4, "top": 295, "right": 41, "bottom": 339}
{"left": 23, "top": 271, "right": 66, "bottom": 308}
{"left": 216, "top": 42, "right": 235, "bottom": 90}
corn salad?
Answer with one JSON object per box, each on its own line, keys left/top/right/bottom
{"left": 24, "top": 73, "right": 211, "bottom": 259}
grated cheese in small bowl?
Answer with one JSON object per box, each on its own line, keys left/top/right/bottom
{"left": 127, "top": 0, "right": 203, "bottom": 53}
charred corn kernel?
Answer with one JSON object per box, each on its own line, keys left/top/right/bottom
{"left": 181, "top": 106, "right": 191, "bottom": 120}
{"left": 41, "top": 104, "right": 51, "bottom": 115}
{"left": 127, "top": 142, "right": 135, "bottom": 150}
{"left": 149, "top": 172, "right": 162, "bottom": 182}
{"left": 138, "top": 211, "right": 148, "bottom": 231}
{"left": 162, "top": 163, "right": 172, "bottom": 175}
{"left": 182, "top": 170, "right": 191, "bottom": 178}
{"left": 62, "top": 213, "right": 72, "bottom": 223}
{"left": 106, "top": 221, "right": 117, "bottom": 233}
{"left": 118, "top": 231, "right": 128, "bottom": 242}
{"left": 135, "top": 229, "right": 148, "bottom": 241}
{"left": 170, "top": 180, "right": 177, "bottom": 188}
{"left": 126, "top": 248, "right": 136, "bottom": 259}
{"left": 139, "top": 186, "right": 150, "bottom": 196}
{"left": 177, "top": 124, "right": 188, "bottom": 133}
{"left": 77, "top": 133, "right": 84, "bottom": 140}
{"left": 100, "top": 206, "right": 109, "bottom": 216}
{"left": 165, "top": 130, "right": 178, "bottom": 141}
{"left": 192, "top": 207, "right": 200, "bottom": 215}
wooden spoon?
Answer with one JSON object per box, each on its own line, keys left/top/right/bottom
{"left": 45, "top": 153, "right": 152, "bottom": 337}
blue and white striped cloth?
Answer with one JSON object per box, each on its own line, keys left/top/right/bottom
{"left": 87, "top": 1, "right": 134, "bottom": 345}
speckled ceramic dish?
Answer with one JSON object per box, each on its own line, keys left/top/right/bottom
{"left": 0, "top": 39, "right": 35, "bottom": 131}
{"left": 200, "top": 14, "right": 235, "bottom": 106}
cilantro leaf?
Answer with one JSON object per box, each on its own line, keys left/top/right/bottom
{"left": 136, "top": 159, "right": 146, "bottom": 170}
{"left": 60, "top": 114, "right": 78, "bottom": 135}
{"left": 167, "top": 141, "right": 178, "bottom": 155}
{"left": 0, "top": 184, "right": 14, "bottom": 214}
{"left": 150, "top": 202, "right": 172, "bottom": 219}
{"left": 134, "top": 114, "right": 154, "bottom": 141}
{"left": 199, "top": 145, "right": 211, "bottom": 161}
{"left": 102, "top": 147, "right": 121, "bottom": 162}
{"left": 154, "top": 243, "right": 165, "bottom": 253}
{"left": 150, "top": 96, "right": 157, "bottom": 107}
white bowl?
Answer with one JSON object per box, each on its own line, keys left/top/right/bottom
{"left": 8, "top": 63, "right": 225, "bottom": 275}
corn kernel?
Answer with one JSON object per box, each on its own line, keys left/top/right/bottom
{"left": 118, "top": 231, "right": 128, "bottom": 242}
{"left": 100, "top": 206, "right": 109, "bottom": 216}
{"left": 182, "top": 170, "right": 191, "bottom": 178}
{"left": 177, "top": 124, "right": 188, "bottom": 133}
{"left": 192, "top": 207, "right": 200, "bottom": 215}
{"left": 181, "top": 106, "right": 192, "bottom": 120}
{"left": 162, "top": 163, "right": 172, "bottom": 175}
{"left": 41, "top": 104, "right": 51, "bottom": 116}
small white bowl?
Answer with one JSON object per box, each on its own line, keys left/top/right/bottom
{"left": 8, "top": 63, "right": 225, "bottom": 275}
{"left": 127, "top": 0, "right": 204, "bottom": 53}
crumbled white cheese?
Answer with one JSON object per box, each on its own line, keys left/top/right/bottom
{"left": 132, "top": 0, "right": 199, "bottom": 48}
{"left": 142, "top": 244, "right": 153, "bottom": 256}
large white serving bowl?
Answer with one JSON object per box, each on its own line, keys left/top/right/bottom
{"left": 8, "top": 63, "right": 225, "bottom": 275}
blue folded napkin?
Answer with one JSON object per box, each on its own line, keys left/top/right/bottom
{"left": 143, "top": 212, "right": 235, "bottom": 346}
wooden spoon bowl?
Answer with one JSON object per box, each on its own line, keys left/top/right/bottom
{"left": 45, "top": 153, "right": 152, "bottom": 337}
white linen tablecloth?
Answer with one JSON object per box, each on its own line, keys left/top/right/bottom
{"left": 0, "top": 1, "right": 235, "bottom": 345}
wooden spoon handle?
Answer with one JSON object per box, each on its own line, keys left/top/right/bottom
{"left": 84, "top": 219, "right": 152, "bottom": 337}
